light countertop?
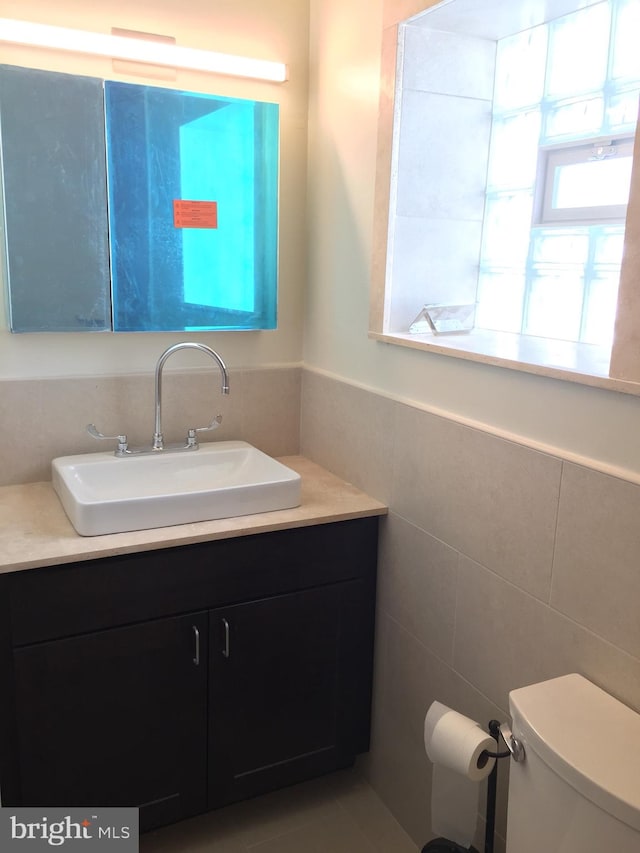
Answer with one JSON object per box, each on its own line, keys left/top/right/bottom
{"left": 0, "top": 456, "right": 387, "bottom": 575}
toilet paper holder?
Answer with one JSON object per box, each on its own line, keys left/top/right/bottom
{"left": 480, "top": 720, "right": 525, "bottom": 853}
{"left": 422, "top": 715, "right": 526, "bottom": 853}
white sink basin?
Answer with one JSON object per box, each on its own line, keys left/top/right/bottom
{"left": 52, "top": 441, "right": 302, "bottom": 536}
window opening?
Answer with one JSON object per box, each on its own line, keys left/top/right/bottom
{"left": 477, "top": 0, "right": 640, "bottom": 348}
{"left": 535, "top": 137, "right": 634, "bottom": 225}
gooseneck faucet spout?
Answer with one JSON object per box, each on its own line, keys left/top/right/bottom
{"left": 153, "top": 342, "right": 230, "bottom": 451}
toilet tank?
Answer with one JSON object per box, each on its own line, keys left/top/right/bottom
{"left": 506, "top": 674, "right": 640, "bottom": 853}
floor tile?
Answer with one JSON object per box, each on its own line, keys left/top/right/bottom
{"left": 139, "top": 768, "right": 417, "bottom": 852}
{"left": 245, "top": 809, "right": 377, "bottom": 853}
{"left": 331, "top": 771, "right": 419, "bottom": 853}
{"left": 228, "top": 774, "right": 343, "bottom": 848}
{"left": 140, "top": 804, "right": 244, "bottom": 853}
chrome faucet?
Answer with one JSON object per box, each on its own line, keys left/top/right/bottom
{"left": 88, "top": 342, "right": 229, "bottom": 457}
{"left": 152, "top": 342, "right": 229, "bottom": 451}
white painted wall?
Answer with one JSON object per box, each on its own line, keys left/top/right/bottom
{"left": 0, "top": 0, "right": 309, "bottom": 377}
{"left": 305, "top": 0, "right": 640, "bottom": 478}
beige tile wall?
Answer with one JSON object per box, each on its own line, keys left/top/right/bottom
{"left": 0, "top": 367, "right": 301, "bottom": 486}
{"left": 301, "top": 368, "right": 640, "bottom": 851}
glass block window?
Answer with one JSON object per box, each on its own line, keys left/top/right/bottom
{"left": 477, "top": 0, "right": 640, "bottom": 348}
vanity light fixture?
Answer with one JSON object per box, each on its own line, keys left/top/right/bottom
{"left": 0, "top": 18, "right": 288, "bottom": 83}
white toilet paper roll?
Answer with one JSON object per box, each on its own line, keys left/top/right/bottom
{"left": 424, "top": 701, "right": 496, "bottom": 848}
{"left": 424, "top": 701, "right": 496, "bottom": 782}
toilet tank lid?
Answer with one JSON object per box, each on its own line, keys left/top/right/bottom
{"left": 509, "top": 674, "right": 640, "bottom": 833}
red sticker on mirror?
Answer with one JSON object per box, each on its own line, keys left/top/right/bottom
{"left": 173, "top": 200, "right": 218, "bottom": 228}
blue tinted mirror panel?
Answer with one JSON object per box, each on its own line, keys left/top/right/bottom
{"left": 105, "top": 82, "right": 279, "bottom": 331}
{"left": 0, "top": 65, "right": 110, "bottom": 332}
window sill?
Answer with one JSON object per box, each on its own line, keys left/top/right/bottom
{"left": 369, "top": 328, "right": 640, "bottom": 397}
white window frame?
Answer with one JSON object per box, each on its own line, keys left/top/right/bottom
{"left": 534, "top": 135, "right": 634, "bottom": 226}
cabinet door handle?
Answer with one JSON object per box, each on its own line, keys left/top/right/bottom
{"left": 192, "top": 625, "right": 200, "bottom": 666}
{"left": 222, "top": 618, "right": 230, "bottom": 658}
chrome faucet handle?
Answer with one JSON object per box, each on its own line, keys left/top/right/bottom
{"left": 185, "top": 415, "right": 222, "bottom": 448}
{"left": 87, "top": 424, "right": 129, "bottom": 455}
{"left": 195, "top": 414, "right": 222, "bottom": 433}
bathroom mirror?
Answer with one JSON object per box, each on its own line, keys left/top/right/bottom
{"left": 0, "top": 65, "right": 111, "bottom": 332}
{"left": 0, "top": 64, "right": 279, "bottom": 333}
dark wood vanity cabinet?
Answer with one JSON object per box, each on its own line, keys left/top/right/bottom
{"left": 0, "top": 518, "right": 378, "bottom": 832}
{"left": 11, "top": 613, "right": 209, "bottom": 829}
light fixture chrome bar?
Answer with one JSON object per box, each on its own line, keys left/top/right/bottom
{"left": 0, "top": 18, "right": 288, "bottom": 83}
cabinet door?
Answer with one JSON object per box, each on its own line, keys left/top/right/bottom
{"left": 208, "top": 583, "right": 361, "bottom": 807}
{"left": 12, "top": 612, "right": 208, "bottom": 831}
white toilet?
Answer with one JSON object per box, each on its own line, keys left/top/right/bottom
{"left": 506, "top": 673, "right": 640, "bottom": 852}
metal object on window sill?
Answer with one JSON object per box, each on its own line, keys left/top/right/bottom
{"left": 409, "top": 303, "right": 476, "bottom": 335}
